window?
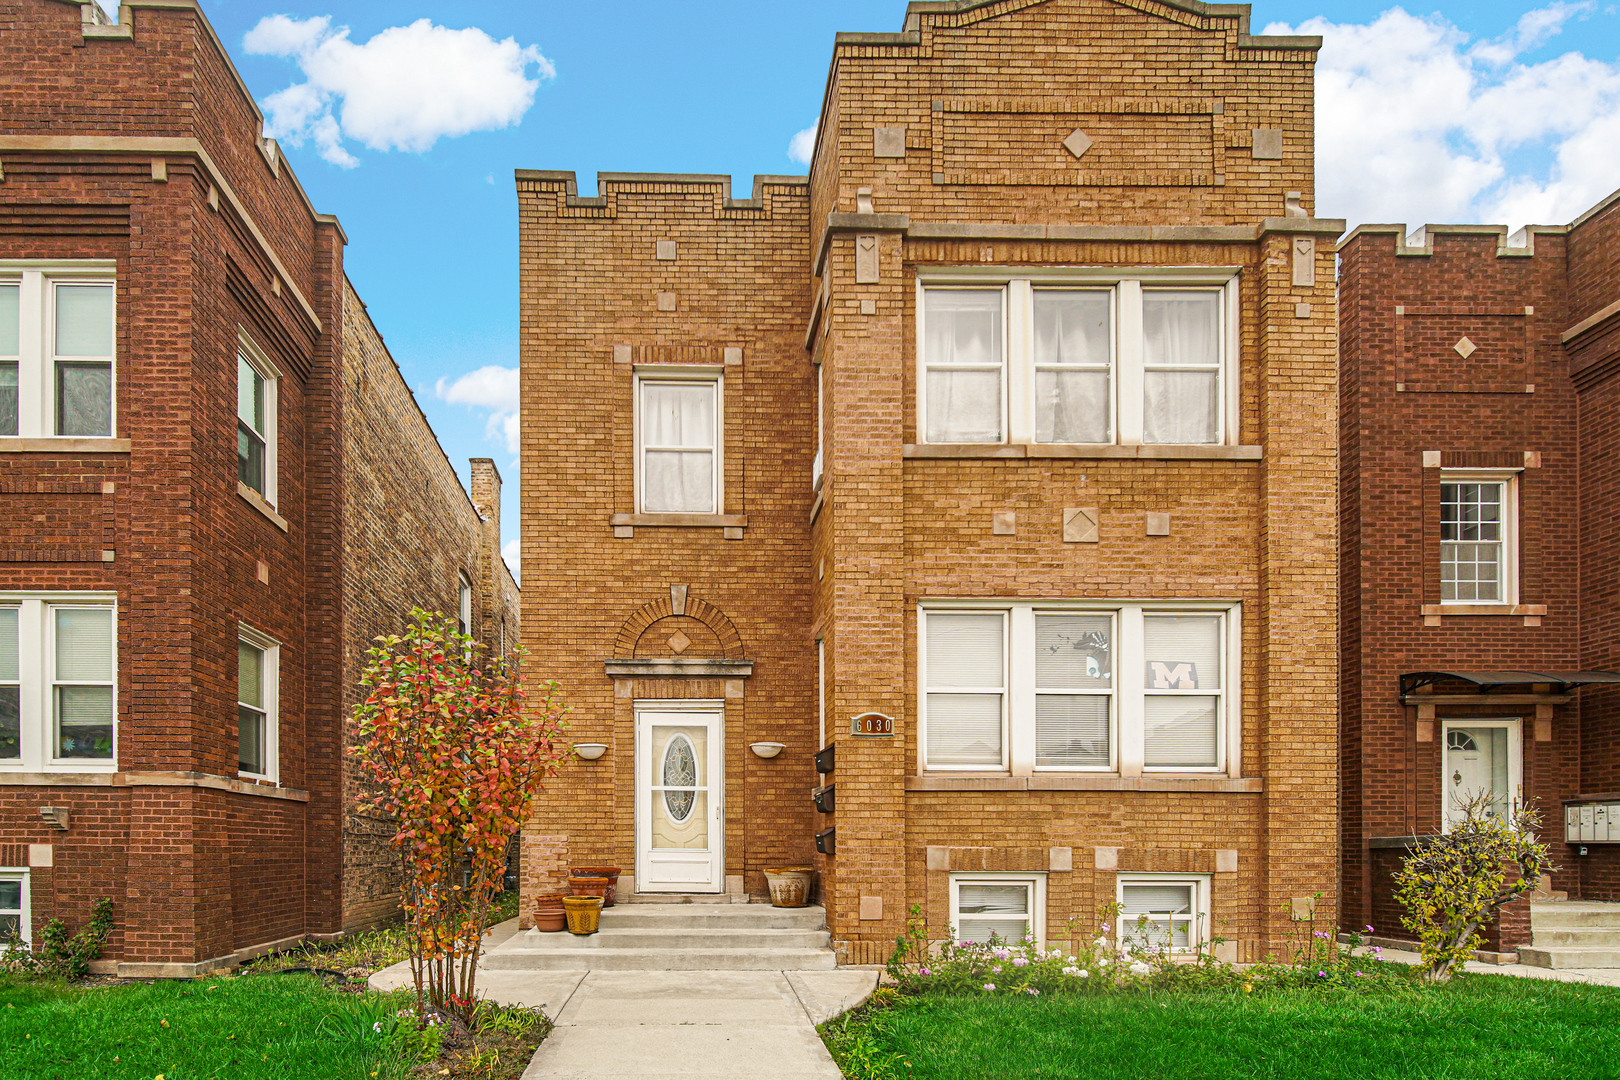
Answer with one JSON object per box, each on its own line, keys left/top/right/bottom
{"left": 237, "top": 627, "right": 278, "bottom": 780}
{"left": 917, "top": 272, "right": 1236, "bottom": 447}
{"left": 919, "top": 603, "right": 1238, "bottom": 775}
{"left": 1117, "top": 874, "right": 1210, "bottom": 952}
{"left": 0, "top": 265, "right": 117, "bottom": 438}
{"left": 949, "top": 873, "right": 1046, "bottom": 947}
{"left": 817, "top": 637, "right": 827, "bottom": 749}
{"left": 0, "top": 870, "right": 28, "bottom": 945}
{"left": 0, "top": 595, "right": 117, "bottom": 772}
{"left": 635, "top": 370, "right": 721, "bottom": 514}
{"left": 236, "top": 337, "right": 278, "bottom": 503}
{"left": 1440, "top": 471, "right": 1518, "bottom": 604}
{"left": 457, "top": 575, "right": 473, "bottom": 638}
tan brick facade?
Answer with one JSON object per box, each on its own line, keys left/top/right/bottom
{"left": 521, "top": 0, "right": 1340, "bottom": 960}
{"left": 0, "top": 0, "right": 517, "bottom": 970}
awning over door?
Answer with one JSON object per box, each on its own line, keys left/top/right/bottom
{"left": 1399, "top": 670, "right": 1620, "bottom": 695}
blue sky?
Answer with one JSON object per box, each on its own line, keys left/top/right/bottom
{"left": 145, "top": 1, "right": 1620, "bottom": 577}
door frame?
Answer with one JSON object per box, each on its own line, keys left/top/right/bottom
{"left": 1439, "top": 717, "right": 1523, "bottom": 833}
{"left": 634, "top": 700, "right": 725, "bottom": 893}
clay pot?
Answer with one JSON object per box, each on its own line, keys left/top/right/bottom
{"left": 532, "top": 893, "right": 566, "bottom": 933}
{"left": 563, "top": 895, "right": 604, "bottom": 935}
{"left": 569, "top": 875, "right": 611, "bottom": 903}
{"left": 763, "top": 866, "right": 817, "bottom": 908}
{"left": 570, "top": 866, "right": 622, "bottom": 906}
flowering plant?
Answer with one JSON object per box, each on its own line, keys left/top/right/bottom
{"left": 350, "top": 610, "right": 570, "bottom": 1021}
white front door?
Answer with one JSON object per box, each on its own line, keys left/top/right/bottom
{"left": 1442, "top": 719, "right": 1522, "bottom": 831}
{"left": 636, "top": 705, "right": 724, "bottom": 893}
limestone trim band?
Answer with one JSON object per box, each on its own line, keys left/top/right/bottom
{"left": 0, "top": 770, "right": 312, "bottom": 803}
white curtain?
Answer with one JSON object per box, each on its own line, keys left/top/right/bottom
{"left": 1143, "top": 291, "right": 1219, "bottom": 444}
{"left": 925, "top": 290, "right": 1003, "bottom": 442}
{"left": 1034, "top": 291, "right": 1111, "bottom": 442}
{"left": 641, "top": 381, "right": 716, "bottom": 513}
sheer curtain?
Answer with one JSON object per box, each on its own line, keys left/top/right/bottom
{"left": 641, "top": 380, "right": 717, "bottom": 513}
{"left": 1142, "top": 290, "right": 1219, "bottom": 444}
{"left": 924, "top": 289, "right": 1003, "bottom": 442}
{"left": 1034, "top": 290, "right": 1111, "bottom": 443}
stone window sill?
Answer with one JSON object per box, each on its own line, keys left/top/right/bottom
{"left": 905, "top": 774, "right": 1262, "bottom": 793}
{"left": 0, "top": 437, "right": 132, "bottom": 454}
{"left": 610, "top": 513, "right": 746, "bottom": 539}
{"left": 0, "top": 769, "right": 310, "bottom": 802}
{"left": 238, "top": 481, "right": 289, "bottom": 532}
{"left": 902, "top": 443, "right": 1263, "bottom": 461}
{"left": 1422, "top": 603, "right": 1545, "bottom": 616}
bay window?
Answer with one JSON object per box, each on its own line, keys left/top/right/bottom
{"left": 920, "top": 602, "right": 1238, "bottom": 775}
{"left": 918, "top": 271, "right": 1236, "bottom": 447}
{"left": 0, "top": 594, "right": 117, "bottom": 772}
{"left": 0, "top": 264, "right": 117, "bottom": 439}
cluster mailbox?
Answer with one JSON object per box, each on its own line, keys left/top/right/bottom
{"left": 1565, "top": 802, "right": 1620, "bottom": 843}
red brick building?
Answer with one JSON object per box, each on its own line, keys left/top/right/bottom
{"left": 520, "top": 0, "right": 1342, "bottom": 962}
{"left": 1339, "top": 189, "right": 1620, "bottom": 961}
{"left": 0, "top": 0, "right": 517, "bottom": 974}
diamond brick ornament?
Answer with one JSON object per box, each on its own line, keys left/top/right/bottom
{"left": 1454, "top": 336, "right": 1477, "bottom": 359}
{"left": 1063, "top": 129, "right": 1093, "bottom": 159}
{"left": 668, "top": 630, "right": 691, "bottom": 655}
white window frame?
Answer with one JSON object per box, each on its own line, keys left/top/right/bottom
{"left": 457, "top": 573, "right": 473, "bottom": 638}
{"left": 816, "top": 636, "right": 827, "bottom": 749}
{"left": 812, "top": 358, "right": 825, "bottom": 491}
{"left": 236, "top": 331, "right": 280, "bottom": 507}
{"left": 237, "top": 624, "right": 280, "bottom": 783}
{"left": 918, "top": 600, "right": 1241, "bottom": 778}
{"left": 1116, "top": 873, "right": 1211, "bottom": 953}
{"left": 949, "top": 872, "right": 1047, "bottom": 949}
{"left": 633, "top": 366, "right": 724, "bottom": 516}
{"left": 0, "top": 868, "right": 29, "bottom": 946}
{"left": 0, "top": 593, "right": 118, "bottom": 774}
{"left": 1439, "top": 469, "right": 1519, "bottom": 606}
{"left": 0, "top": 261, "right": 118, "bottom": 439}
{"left": 916, "top": 268, "right": 1239, "bottom": 448}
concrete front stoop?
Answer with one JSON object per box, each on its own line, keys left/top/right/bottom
{"left": 1519, "top": 902, "right": 1620, "bottom": 969}
{"left": 483, "top": 901, "right": 837, "bottom": 972}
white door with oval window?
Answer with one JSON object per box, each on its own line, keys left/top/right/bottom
{"left": 636, "top": 706, "right": 724, "bottom": 893}
{"left": 1442, "top": 719, "right": 1522, "bottom": 832}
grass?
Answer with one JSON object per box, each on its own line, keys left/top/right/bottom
{"left": 0, "top": 972, "right": 418, "bottom": 1080}
{"left": 822, "top": 976, "right": 1620, "bottom": 1080}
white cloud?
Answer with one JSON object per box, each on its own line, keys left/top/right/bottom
{"left": 245, "top": 15, "right": 555, "bottom": 168}
{"left": 436, "top": 365, "right": 520, "bottom": 456}
{"left": 1264, "top": 4, "right": 1620, "bottom": 230}
{"left": 787, "top": 123, "right": 818, "bottom": 165}
{"left": 501, "top": 538, "right": 521, "bottom": 583}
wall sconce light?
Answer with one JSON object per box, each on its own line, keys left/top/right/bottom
{"left": 749, "top": 742, "right": 786, "bottom": 759}
{"left": 573, "top": 743, "right": 609, "bottom": 761}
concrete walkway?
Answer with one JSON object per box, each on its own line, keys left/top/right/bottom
{"left": 1353, "top": 943, "right": 1620, "bottom": 986}
{"left": 368, "top": 919, "right": 878, "bottom": 1079}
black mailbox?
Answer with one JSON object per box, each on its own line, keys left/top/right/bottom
{"left": 813, "top": 784, "right": 835, "bottom": 814}
{"left": 815, "top": 827, "right": 836, "bottom": 855}
{"left": 815, "top": 745, "right": 835, "bottom": 774}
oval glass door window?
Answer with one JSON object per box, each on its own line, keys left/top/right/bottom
{"left": 663, "top": 733, "right": 697, "bottom": 823}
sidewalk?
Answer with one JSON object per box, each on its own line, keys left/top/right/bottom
{"left": 1352, "top": 943, "right": 1620, "bottom": 986}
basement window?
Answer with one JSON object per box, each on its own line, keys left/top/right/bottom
{"left": 949, "top": 873, "right": 1046, "bottom": 948}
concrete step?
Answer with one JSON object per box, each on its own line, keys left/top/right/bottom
{"left": 1519, "top": 945, "right": 1620, "bottom": 969}
{"left": 617, "top": 892, "right": 737, "bottom": 905}
{"left": 1531, "top": 928, "right": 1620, "bottom": 948}
{"left": 482, "top": 946, "right": 838, "bottom": 971}
{"left": 595, "top": 905, "right": 827, "bottom": 931}
{"left": 1530, "top": 903, "right": 1620, "bottom": 930}
{"left": 512, "top": 927, "right": 832, "bottom": 950}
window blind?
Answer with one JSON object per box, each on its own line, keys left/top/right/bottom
{"left": 956, "top": 882, "right": 1031, "bottom": 944}
{"left": 0, "top": 608, "right": 17, "bottom": 682}
{"left": 238, "top": 353, "right": 264, "bottom": 433}
{"left": 1036, "top": 614, "right": 1111, "bottom": 688}
{"left": 926, "top": 693, "right": 1003, "bottom": 765}
{"left": 1144, "top": 698, "right": 1218, "bottom": 767}
{"left": 1120, "top": 883, "right": 1193, "bottom": 915}
{"left": 928, "top": 614, "right": 1004, "bottom": 687}
{"left": 1143, "top": 615, "right": 1221, "bottom": 690}
{"left": 54, "top": 283, "right": 113, "bottom": 357}
{"left": 238, "top": 640, "right": 263, "bottom": 709}
{"left": 55, "top": 608, "right": 112, "bottom": 681}
{"left": 0, "top": 284, "right": 18, "bottom": 356}
{"left": 1035, "top": 695, "right": 1109, "bottom": 766}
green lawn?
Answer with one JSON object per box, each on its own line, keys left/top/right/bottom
{"left": 824, "top": 977, "right": 1620, "bottom": 1080}
{"left": 0, "top": 973, "right": 418, "bottom": 1080}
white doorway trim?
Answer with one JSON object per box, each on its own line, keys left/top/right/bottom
{"left": 1440, "top": 717, "right": 1523, "bottom": 833}
{"left": 634, "top": 700, "right": 725, "bottom": 893}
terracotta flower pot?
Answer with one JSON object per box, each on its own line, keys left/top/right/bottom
{"left": 532, "top": 893, "right": 566, "bottom": 933}
{"left": 763, "top": 867, "right": 817, "bottom": 908}
{"left": 569, "top": 875, "right": 611, "bottom": 904}
{"left": 570, "top": 866, "right": 622, "bottom": 906}
{"left": 563, "top": 895, "right": 604, "bottom": 935}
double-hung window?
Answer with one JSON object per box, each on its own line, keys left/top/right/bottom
{"left": 949, "top": 873, "right": 1046, "bottom": 947}
{"left": 1117, "top": 874, "right": 1209, "bottom": 952}
{"left": 457, "top": 574, "right": 473, "bottom": 638}
{"left": 1440, "top": 471, "right": 1518, "bottom": 604}
{"left": 920, "top": 602, "right": 1237, "bottom": 775}
{"left": 237, "top": 627, "right": 278, "bottom": 780}
{"left": 918, "top": 272, "right": 1235, "bottom": 447}
{"left": 0, "top": 595, "right": 117, "bottom": 772}
{"left": 236, "top": 337, "right": 278, "bottom": 503}
{"left": 0, "top": 869, "right": 27, "bottom": 945}
{"left": 0, "top": 264, "right": 116, "bottom": 438}
{"left": 635, "top": 370, "right": 721, "bottom": 514}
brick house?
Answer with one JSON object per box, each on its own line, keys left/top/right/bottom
{"left": 1339, "top": 188, "right": 1620, "bottom": 959}
{"left": 0, "top": 0, "right": 517, "bottom": 974}
{"left": 519, "top": 0, "right": 1341, "bottom": 962}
